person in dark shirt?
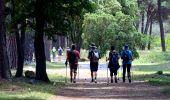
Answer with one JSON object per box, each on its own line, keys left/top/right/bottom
{"left": 88, "top": 43, "right": 101, "bottom": 83}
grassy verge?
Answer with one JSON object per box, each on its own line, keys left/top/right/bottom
{"left": 0, "top": 75, "right": 65, "bottom": 100}
{"left": 132, "top": 62, "right": 170, "bottom": 95}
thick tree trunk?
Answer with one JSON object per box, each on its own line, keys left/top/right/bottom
{"left": 35, "top": 0, "right": 49, "bottom": 82}
{"left": 44, "top": 36, "right": 52, "bottom": 62}
{"left": 15, "top": 23, "right": 26, "bottom": 77}
{"left": 6, "top": 34, "right": 17, "bottom": 69}
{"left": 0, "top": 0, "right": 11, "bottom": 79}
{"left": 158, "top": 0, "right": 166, "bottom": 52}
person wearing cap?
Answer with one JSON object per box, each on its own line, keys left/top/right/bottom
{"left": 121, "top": 44, "right": 133, "bottom": 83}
{"left": 88, "top": 43, "right": 101, "bottom": 83}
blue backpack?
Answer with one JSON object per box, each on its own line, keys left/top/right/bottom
{"left": 111, "top": 52, "right": 119, "bottom": 64}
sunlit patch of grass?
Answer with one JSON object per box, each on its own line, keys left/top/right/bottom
{"left": 0, "top": 75, "right": 65, "bottom": 100}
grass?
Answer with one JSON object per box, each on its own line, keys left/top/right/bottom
{"left": 0, "top": 74, "right": 65, "bottom": 100}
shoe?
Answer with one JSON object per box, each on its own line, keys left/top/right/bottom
{"left": 94, "top": 79, "right": 97, "bottom": 83}
{"left": 73, "top": 79, "right": 76, "bottom": 83}
{"left": 111, "top": 79, "right": 113, "bottom": 83}
{"left": 91, "top": 79, "right": 94, "bottom": 83}
{"left": 128, "top": 78, "right": 131, "bottom": 83}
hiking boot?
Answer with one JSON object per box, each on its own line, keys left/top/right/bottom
{"left": 73, "top": 79, "right": 76, "bottom": 83}
{"left": 128, "top": 78, "right": 131, "bottom": 83}
{"left": 94, "top": 79, "right": 97, "bottom": 83}
{"left": 111, "top": 79, "right": 113, "bottom": 83}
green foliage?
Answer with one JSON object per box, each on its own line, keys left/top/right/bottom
{"left": 82, "top": 0, "right": 147, "bottom": 58}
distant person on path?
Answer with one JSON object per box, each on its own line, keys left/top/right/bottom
{"left": 107, "top": 45, "right": 120, "bottom": 83}
{"left": 52, "top": 47, "right": 56, "bottom": 62}
{"left": 121, "top": 44, "right": 133, "bottom": 83}
{"left": 66, "top": 44, "right": 80, "bottom": 83}
{"left": 58, "top": 46, "right": 63, "bottom": 56}
{"left": 88, "top": 43, "right": 101, "bottom": 83}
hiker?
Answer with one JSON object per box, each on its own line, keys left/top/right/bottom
{"left": 88, "top": 43, "right": 101, "bottom": 83}
{"left": 107, "top": 45, "right": 120, "bottom": 83}
{"left": 121, "top": 44, "right": 133, "bottom": 83}
{"left": 58, "top": 46, "right": 63, "bottom": 56}
{"left": 66, "top": 44, "right": 80, "bottom": 83}
{"left": 52, "top": 47, "right": 56, "bottom": 62}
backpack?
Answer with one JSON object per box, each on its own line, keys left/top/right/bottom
{"left": 92, "top": 50, "right": 99, "bottom": 62}
{"left": 111, "top": 52, "right": 119, "bottom": 64}
{"left": 122, "top": 51, "right": 130, "bottom": 62}
{"left": 68, "top": 50, "right": 77, "bottom": 64}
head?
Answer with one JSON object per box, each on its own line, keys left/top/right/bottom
{"left": 71, "top": 44, "right": 76, "bottom": 50}
{"left": 90, "top": 43, "right": 96, "bottom": 49}
{"left": 111, "top": 45, "right": 115, "bottom": 51}
{"left": 124, "top": 44, "right": 129, "bottom": 50}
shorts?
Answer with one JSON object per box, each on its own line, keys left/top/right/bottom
{"left": 69, "top": 64, "right": 78, "bottom": 73}
{"left": 90, "top": 62, "right": 98, "bottom": 72}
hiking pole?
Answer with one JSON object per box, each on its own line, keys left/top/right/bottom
{"left": 65, "top": 60, "right": 68, "bottom": 83}
{"left": 106, "top": 57, "right": 109, "bottom": 84}
{"left": 78, "top": 64, "right": 80, "bottom": 81}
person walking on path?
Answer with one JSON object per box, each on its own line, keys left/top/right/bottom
{"left": 121, "top": 44, "right": 133, "bottom": 83}
{"left": 107, "top": 45, "right": 120, "bottom": 83}
{"left": 66, "top": 44, "right": 80, "bottom": 83}
{"left": 88, "top": 43, "right": 101, "bottom": 83}
{"left": 52, "top": 47, "right": 57, "bottom": 62}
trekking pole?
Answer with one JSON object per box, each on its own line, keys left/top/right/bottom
{"left": 78, "top": 64, "right": 80, "bottom": 81}
{"left": 65, "top": 60, "right": 68, "bottom": 83}
{"left": 106, "top": 57, "right": 109, "bottom": 84}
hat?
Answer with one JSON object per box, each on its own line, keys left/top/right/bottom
{"left": 90, "top": 43, "right": 96, "bottom": 47}
{"left": 124, "top": 44, "right": 129, "bottom": 49}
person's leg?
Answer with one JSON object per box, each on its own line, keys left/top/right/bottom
{"left": 127, "top": 64, "right": 132, "bottom": 83}
{"left": 114, "top": 69, "right": 118, "bottom": 83}
{"left": 109, "top": 68, "right": 113, "bottom": 83}
{"left": 72, "top": 64, "right": 78, "bottom": 83}
{"left": 94, "top": 62, "right": 98, "bottom": 83}
{"left": 70, "top": 65, "right": 73, "bottom": 83}
{"left": 122, "top": 64, "right": 127, "bottom": 82}
{"left": 90, "top": 62, "right": 94, "bottom": 82}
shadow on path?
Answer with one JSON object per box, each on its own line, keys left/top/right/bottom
{"left": 55, "top": 78, "right": 169, "bottom": 100}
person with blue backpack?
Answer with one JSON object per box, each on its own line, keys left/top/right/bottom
{"left": 121, "top": 44, "right": 133, "bottom": 83}
{"left": 107, "top": 45, "right": 120, "bottom": 83}
{"left": 88, "top": 43, "right": 101, "bottom": 83}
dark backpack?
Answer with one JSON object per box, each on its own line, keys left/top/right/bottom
{"left": 111, "top": 52, "right": 119, "bottom": 64}
{"left": 68, "top": 50, "right": 77, "bottom": 64}
{"left": 122, "top": 51, "right": 130, "bottom": 62}
{"left": 91, "top": 50, "right": 99, "bottom": 62}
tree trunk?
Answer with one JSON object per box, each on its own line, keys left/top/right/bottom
{"left": 158, "top": 0, "right": 166, "bottom": 52}
{"left": 34, "top": 0, "right": 49, "bottom": 82}
{"left": 0, "top": 0, "right": 11, "bottom": 79}
{"left": 6, "top": 34, "right": 17, "bottom": 69}
{"left": 148, "top": 15, "right": 153, "bottom": 50}
{"left": 44, "top": 36, "right": 52, "bottom": 62}
{"left": 141, "top": 11, "right": 145, "bottom": 33}
{"left": 15, "top": 23, "right": 26, "bottom": 77}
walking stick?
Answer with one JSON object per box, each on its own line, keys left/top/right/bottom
{"left": 106, "top": 57, "right": 109, "bottom": 84}
{"left": 65, "top": 60, "right": 68, "bottom": 83}
{"left": 78, "top": 64, "right": 80, "bottom": 81}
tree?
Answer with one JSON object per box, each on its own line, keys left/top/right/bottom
{"left": 0, "top": 0, "right": 11, "bottom": 79}
{"left": 158, "top": 0, "right": 166, "bottom": 51}
{"left": 83, "top": 0, "right": 145, "bottom": 58}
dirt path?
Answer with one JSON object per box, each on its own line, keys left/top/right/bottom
{"left": 53, "top": 78, "right": 169, "bottom": 100}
